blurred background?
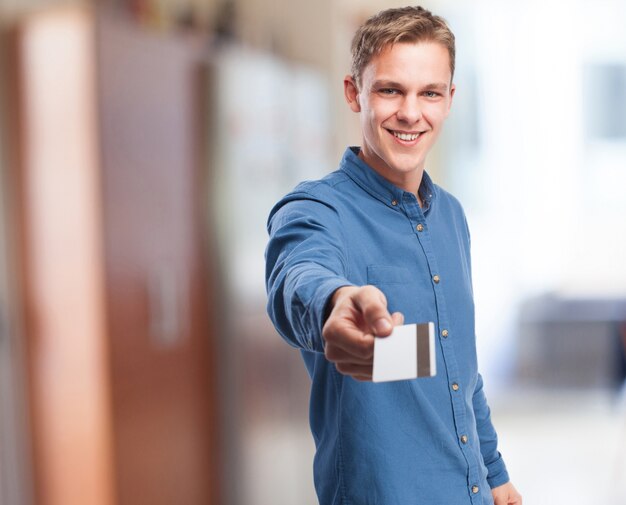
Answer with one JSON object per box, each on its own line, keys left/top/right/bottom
{"left": 0, "top": 0, "right": 625, "bottom": 504}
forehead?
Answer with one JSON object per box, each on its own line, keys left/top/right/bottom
{"left": 362, "top": 41, "right": 452, "bottom": 87}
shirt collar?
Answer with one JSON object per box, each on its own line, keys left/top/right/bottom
{"left": 340, "top": 146, "right": 436, "bottom": 212}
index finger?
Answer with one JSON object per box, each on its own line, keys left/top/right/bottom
{"left": 323, "top": 316, "right": 375, "bottom": 360}
{"left": 351, "top": 285, "right": 393, "bottom": 336}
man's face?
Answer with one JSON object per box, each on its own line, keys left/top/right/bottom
{"left": 345, "top": 41, "right": 455, "bottom": 192}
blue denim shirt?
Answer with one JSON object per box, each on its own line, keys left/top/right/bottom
{"left": 265, "top": 147, "right": 509, "bottom": 505}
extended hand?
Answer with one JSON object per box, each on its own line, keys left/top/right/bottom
{"left": 492, "top": 481, "right": 522, "bottom": 505}
{"left": 322, "top": 285, "right": 404, "bottom": 381}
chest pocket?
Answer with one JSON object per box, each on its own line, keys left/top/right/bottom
{"left": 366, "top": 265, "right": 410, "bottom": 285}
{"left": 366, "top": 265, "right": 434, "bottom": 323}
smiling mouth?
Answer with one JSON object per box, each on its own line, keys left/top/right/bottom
{"left": 386, "top": 129, "right": 423, "bottom": 141}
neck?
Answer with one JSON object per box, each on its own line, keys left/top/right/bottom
{"left": 356, "top": 149, "right": 424, "bottom": 197}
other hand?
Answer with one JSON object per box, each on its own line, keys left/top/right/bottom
{"left": 492, "top": 481, "right": 522, "bottom": 505}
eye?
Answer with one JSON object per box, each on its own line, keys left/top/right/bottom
{"left": 423, "top": 90, "right": 441, "bottom": 98}
{"left": 378, "top": 88, "right": 400, "bottom": 95}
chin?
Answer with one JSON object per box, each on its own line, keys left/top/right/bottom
{"left": 389, "top": 158, "right": 424, "bottom": 174}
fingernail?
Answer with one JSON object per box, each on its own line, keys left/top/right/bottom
{"left": 374, "top": 318, "right": 392, "bottom": 335}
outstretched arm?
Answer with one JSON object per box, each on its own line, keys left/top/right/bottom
{"left": 266, "top": 195, "right": 403, "bottom": 377}
{"left": 266, "top": 196, "right": 353, "bottom": 352}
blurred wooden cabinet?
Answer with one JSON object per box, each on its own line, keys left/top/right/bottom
{"left": 9, "top": 6, "right": 220, "bottom": 505}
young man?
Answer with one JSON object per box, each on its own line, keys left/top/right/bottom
{"left": 265, "top": 6, "right": 521, "bottom": 505}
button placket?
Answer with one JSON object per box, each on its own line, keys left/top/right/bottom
{"left": 409, "top": 198, "right": 479, "bottom": 492}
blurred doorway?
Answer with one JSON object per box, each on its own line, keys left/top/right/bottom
{"left": 4, "top": 6, "right": 221, "bottom": 505}
{"left": 0, "top": 34, "right": 32, "bottom": 502}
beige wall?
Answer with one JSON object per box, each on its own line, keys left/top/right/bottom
{"left": 0, "top": 0, "right": 87, "bottom": 25}
{"left": 0, "top": 0, "right": 446, "bottom": 164}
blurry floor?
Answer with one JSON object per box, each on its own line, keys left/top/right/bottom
{"left": 492, "top": 389, "right": 626, "bottom": 505}
{"left": 244, "top": 389, "right": 626, "bottom": 505}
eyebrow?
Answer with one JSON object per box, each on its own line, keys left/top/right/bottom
{"left": 371, "top": 80, "right": 404, "bottom": 89}
{"left": 372, "top": 80, "right": 449, "bottom": 92}
{"left": 424, "top": 82, "right": 450, "bottom": 91}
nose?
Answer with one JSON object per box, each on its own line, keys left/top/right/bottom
{"left": 396, "top": 95, "right": 422, "bottom": 124}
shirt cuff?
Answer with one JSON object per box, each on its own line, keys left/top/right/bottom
{"left": 485, "top": 454, "right": 510, "bottom": 489}
{"left": 299, "top": 277, "right": 355, "bottom": 353}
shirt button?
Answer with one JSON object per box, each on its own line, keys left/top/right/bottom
{"left": 416, "top": 223, "right": 424, "bottom": 232}
{"left": 472, "top": 485, "right": 479, "bottom": 494}
{"left": 460, "top": 435, "right": 468, "bottom": 444}
{"left": 441, "top": 329, "right": 449, "bottom": 338}
{"left": 391, "top": 199, "right": 398, "bottom": 206}
{"left": 451, "top": 383, "right": 459, "bottom": 391}
{"left": 433, "top": 275, "right": 440, "bottom": 283}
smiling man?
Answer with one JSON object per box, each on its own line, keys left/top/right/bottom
{"left": 266, "top": 6, "right": 521, "bottom": 505}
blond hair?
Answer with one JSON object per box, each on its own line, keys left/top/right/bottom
{"left": 350, "top": 6, "right": 456, "bottom": 87}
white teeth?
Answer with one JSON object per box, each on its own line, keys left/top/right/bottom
{"left": 393, "top": 131, "right": 420, "bottom": 141}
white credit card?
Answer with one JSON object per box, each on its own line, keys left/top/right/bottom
{"left": 372, "top": 322, "right": 436, "bottom": 383}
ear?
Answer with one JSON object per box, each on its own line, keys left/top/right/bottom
{"left": 446, "top": 83, "right": 456, "bottom": 115}
{"left": 344, "top": 75, "right": 361, "bottom": 113}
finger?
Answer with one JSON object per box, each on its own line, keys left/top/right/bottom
{"left": 325, "top": 342, "right": 373, "bottom": 365}
{"left": 352, "top": 285, "right": 393, "bottom": 336}
{"left": 375, "top": 312, "right": 405, "bottom": 340}
{"left": 335, "top": 362, "right": 373, "bottom": 380}
{"left": 391, "top": 311, "right": 404, "bottom": 326}
{"left": 323, "top": 319, "right": 375, "bottom": 360}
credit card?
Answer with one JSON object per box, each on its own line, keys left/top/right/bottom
{"left": 372, "top": 322, "right": 436, "bottom": 382}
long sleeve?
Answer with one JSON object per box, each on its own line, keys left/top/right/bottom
{"left": 472, "top": 373, "right": 510, "bottom": 488}
{"left": 265, "top": 190, "right": 354, "bottom": 353}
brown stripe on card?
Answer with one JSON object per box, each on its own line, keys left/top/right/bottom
{"left": 416, "top": 323, "right": 431, "bottom": 377}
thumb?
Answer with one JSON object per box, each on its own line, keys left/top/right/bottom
{"left": 391, "top": 312, "right": 404, "bottom": 327}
